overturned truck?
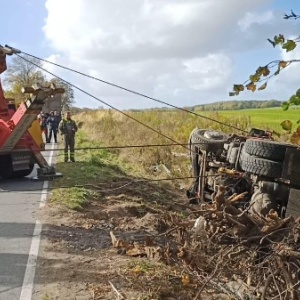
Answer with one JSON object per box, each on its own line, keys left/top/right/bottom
{"left": 187, "top": 127, "right": 300, "bottom": 218}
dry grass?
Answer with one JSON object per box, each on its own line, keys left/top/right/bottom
{"left": 74, "top": 109, "right": 252, "bottom": 179}
{"left": 41, "top": 108, "right": 300, "bottom": 299}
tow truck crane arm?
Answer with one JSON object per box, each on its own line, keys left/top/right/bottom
{"left": 0, "top": 45, "right": 63, "bottom": 180}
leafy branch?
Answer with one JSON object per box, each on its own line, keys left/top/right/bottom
{"left": 230, "top": 10, "right": 300, "bottom": 144}
{"left": 229, "top": 59, "right": 300, "bottom": 96}
{"left": 283, "top": 10, "right": 300, "bottom": 20}
{"left": 229, "top": 10, "right": 300, "bottom": 97}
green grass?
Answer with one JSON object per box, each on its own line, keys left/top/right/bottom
{"left": 50, "top": 131, "right": 132, "bottom": 210}
{"left": 50, "top": 107, "right": 300, "bottom": 210}
{"left": 208, "top": 107, "right": 300, "bottom": 132}
{"left": 50, "top": 186, "right": 94, "bottom": 210}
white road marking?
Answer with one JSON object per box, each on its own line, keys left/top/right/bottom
{"left": 19, "top": 143, "right": 56, "bottom": 300}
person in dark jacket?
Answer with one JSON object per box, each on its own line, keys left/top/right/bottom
{"left": 59, "top": 111, "right": 78, "bottom": 162}
{"left": 46, "top": 111, "right": 60, "bottom": 143}
{"left": 38, "top": 111, "right": 48, "bottom": 143}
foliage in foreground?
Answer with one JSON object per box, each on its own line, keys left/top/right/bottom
{"left": 230, "top": 9, "right": 300, "bottom": 143}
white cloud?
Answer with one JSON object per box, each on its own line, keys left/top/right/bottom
{"left": 43, "top": 0, "right": 295, "bottom": 109}
{"left": 238, "top": 11, "right": 274, "bottom": 31}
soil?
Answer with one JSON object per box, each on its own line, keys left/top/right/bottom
{"left": 32, "top": 184, "right": 214, "bottom": 300}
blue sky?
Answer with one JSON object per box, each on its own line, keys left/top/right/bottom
{"left": 2, "top": 1, "right": 48, "bottom": 56}
{"left": 1, "top": 0, "right": 300, "bottom": 109}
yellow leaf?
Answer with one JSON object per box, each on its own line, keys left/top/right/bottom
{"left": 133, "top": 266, "right": 143, "bottom": 275}
{"left": 290, "top": 131, "right": 300, "bottom": 144}
{"left": 279, "top": 61, "right": 288, "bottom": 68}
{"left": 249, "top": 74, "right": 260, "bottom": 82}
{"left": 182, "top": 275, "right": 190, "bottom": 285}
{"left": 246, "top": 82, "right": 256, "bottom": 92}
{"left": 233, "top": 84, "right": 244, "bottom": 92}
{"left": 258, "top": 82, "right": 267, "bottom": 91}
{"left": 261, "top": 67, "right": 270, "bottom": 77}
{"left": 280, "top": 120, "right": 293, "bottom": 131}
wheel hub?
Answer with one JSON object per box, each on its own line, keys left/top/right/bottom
{"left": 203, "top": 130, "right": 223, "bottom": 140}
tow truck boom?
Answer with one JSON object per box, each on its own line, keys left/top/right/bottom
{"left": 0, "top": 45, "right": 62, "bottom": 180}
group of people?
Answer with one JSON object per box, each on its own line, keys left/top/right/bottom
{"left": 38, "top": 110, "right": 61, "bottom": 143}
{"left": 37, "top": 111, "right": 78, "bottom": 162}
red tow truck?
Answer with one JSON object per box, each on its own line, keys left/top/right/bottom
{"left": 0, "top": 45, "right": 63, "bottom": 179}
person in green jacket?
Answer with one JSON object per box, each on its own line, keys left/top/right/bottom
{"left": 59, "top": 111, "right": 78, "bottom": 162}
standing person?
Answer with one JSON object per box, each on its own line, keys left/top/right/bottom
{"left": 59, "top": 111, "right": 78, "bottom": 162}
{"left": 46, "top": 111, "right": 59, "bottom": 143}
{"left": 54, "top": 110, "right": 61, "bottom": 124}
{"left": 38, "top": 111, "right": 48, "bottom": 143}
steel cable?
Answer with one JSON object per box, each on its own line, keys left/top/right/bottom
{"left": 41, "top": 142, "right": 208, "bottom": 152}
{"left": 17, "top": 49, "right": 248, "bottom": 134}
{"left": 17, "top": 54, "right": 198, "bottom": 154}
{"left": 0, "top": 174, "right": 215, "bottom": 194}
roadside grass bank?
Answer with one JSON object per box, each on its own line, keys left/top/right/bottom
{"left": 37, "top": 107, "right": 300, "bottom": 299}
{"left": 50, "top": 130, "right": 138, "bottom": 210}
{"left": 50, "top": 107, "right": 297, "bottom": 210}
{"left": 38, "top": 127, "right": 202, "bottom": 299}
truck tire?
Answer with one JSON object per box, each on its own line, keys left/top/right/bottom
{"left": 0, "top": 155, "right": 14, "bottom": 179}
{"left": 190, "top": 128, "right": 228, "bottom": 152}
{"left": 240, "top": 154, "right": 283, "bottom": 178}
{"left": 0, "top": 155, "right": 34, "bottom": 179}
{"left": 244, "top": 139, "right": 295, "bottom": 162}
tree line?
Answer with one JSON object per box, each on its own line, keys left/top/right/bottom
{"left": 191, "top": 100, "right": 282, "bottom": 111}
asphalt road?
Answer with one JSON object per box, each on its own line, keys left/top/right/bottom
{"left": 0, "top": 148, "right": 54, "bottom": 300}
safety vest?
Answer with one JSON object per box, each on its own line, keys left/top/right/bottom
{"left": 59, "top": 119, "right": 77, "bottom": 135}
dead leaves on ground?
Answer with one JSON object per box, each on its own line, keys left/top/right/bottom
{"left": 108, "top": 185, "right": 300, "bottom": 299}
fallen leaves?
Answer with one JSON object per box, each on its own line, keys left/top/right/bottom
{"left": 108, "top": 185, "right": 300, "bottom": 299}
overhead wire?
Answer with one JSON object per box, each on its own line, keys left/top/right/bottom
{"left": 16, "top": 54, "right": 197, "bottom": 154}
{"left": 0, "top": 48, "right": 244, "bottom": 197}
{"left": 17, "top": 49, "right": 248, "bottom": 134}
{"left": 41, "top": 142, "right": 207, "bottom": 152}
{"left": 0, "top": 174, "right": 217, "bottom": 194}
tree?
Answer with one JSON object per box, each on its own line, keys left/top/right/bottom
{"left": 230, "top": 10, "right": 300, "bottom": 142}
{"left": 4, "top": 56, "right": 46, "bottom": 104}
{"left": 3, "top": 55, "right": 75, "bottom": 110}
{"left": 48, "top": 78, "right": 75, "bottom": 108}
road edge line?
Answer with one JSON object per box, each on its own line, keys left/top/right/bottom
{"left": 19, "top": 143, "right": 55, "bottom": 300}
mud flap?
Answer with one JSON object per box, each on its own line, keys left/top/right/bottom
{"left": 32, "top": 166, "right": 63, "bottom": 181}
{"left": 11, "top": 151, "right": 33, "bottom": 171}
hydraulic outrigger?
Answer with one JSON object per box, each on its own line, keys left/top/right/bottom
{"left": 0, "top": 45, "right": 63, "bottom": 180}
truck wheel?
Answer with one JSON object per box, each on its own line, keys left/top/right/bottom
{"left": 244, "top": 139, "right": 295, "bottom": 162}
{"left": 0, "top": 155, "right": 14, "bottom": 179}
{"left": 0, "top": 155, "right": 34, "bottom": 179}
{"left": 190, "top": 128, "right": 228, "bottom": 152}
{"left": 240, "top": 154, "right": 283, "bottom": 178}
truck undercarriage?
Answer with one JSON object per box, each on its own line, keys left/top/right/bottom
{"left": 187, "top": 127, "right": 300, "bottom": 218}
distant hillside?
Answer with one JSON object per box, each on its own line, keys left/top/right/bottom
{"left": 190, "top": 100, "right": 282, "bottom": 111}
{"left": 71, "top": 100, "right": 283, "bottom": 113}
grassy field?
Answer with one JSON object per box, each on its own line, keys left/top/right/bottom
{"left": 215, "top": 107, "right": 300, "bottom": 132}
{"left": 51, "top": 106, "right": 300, "bottom": 209}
